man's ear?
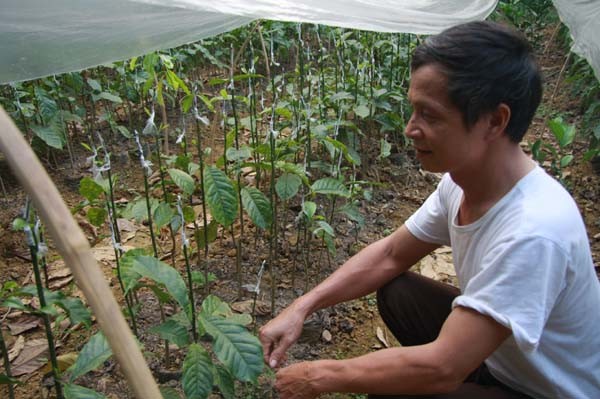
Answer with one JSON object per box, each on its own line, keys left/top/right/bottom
{"left": 486, "top": 103, "right": 511, "bottom": 141}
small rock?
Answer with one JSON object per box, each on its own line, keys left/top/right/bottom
{"left": 338, "top": 319, "right": 354, "bottom": 334}
{"left": 321, "top": 329, "right": 332, "bottom": 343}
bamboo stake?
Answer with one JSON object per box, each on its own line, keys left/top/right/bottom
{"left": 0, "top": 106, "right": 162, "bottom": 399}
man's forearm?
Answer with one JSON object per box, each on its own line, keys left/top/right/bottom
{"left": 294, "top": 226, "right": 438, "bottom": 318}
{"left": 308, "top": 345, "right": 459, "bottom": 396}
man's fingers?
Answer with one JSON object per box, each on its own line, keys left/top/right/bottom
{"left": 269, "top": 339, "right": 291, "bottom": 368}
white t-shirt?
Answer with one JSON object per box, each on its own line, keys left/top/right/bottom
{"left": 405, "top": 166, "right": 600, "bottom": 398}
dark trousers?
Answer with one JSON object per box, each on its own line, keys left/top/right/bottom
{"left": 368, "top": 272, "right": 532, "bottom": 399}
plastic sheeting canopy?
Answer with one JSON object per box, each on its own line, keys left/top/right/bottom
{"left": 0, "top": 0, "right": 598, "bottom": 84}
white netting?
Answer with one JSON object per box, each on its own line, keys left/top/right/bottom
{"left": 0, "top": 0, "right": 598, "bottom": 83}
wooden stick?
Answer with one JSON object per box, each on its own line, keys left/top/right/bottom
{"left": 0, "top": 106, "right": 162, "bottom": 399}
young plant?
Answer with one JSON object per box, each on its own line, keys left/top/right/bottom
{"left": 531, "top": 116, "right": 577, "bottom": 184}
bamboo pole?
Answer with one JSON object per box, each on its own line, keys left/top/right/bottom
{"left": 0, "top": 106, "right": 162, "bottom": 399}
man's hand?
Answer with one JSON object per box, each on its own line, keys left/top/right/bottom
{"left": 275, "top": 362, "right": 320, "bottom": 399}
{"left": 259, "top": 302, "right": 308, "bottom": 368}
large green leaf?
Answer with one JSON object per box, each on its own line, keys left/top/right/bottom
{"left": 64, "top": 383, "right": 108, "bottom": 399}
{"left": 200, "top": 295, "right": 231, "bottom": 318}
{"left": 122, "top": 198, "right": 159, "bottom": 223}
{"left": 168, "top": 169, "right": 195, "bottom": 196}
{"left": 31, "top": 124, "right": 64, "bottom": 149}
{"left": 203, "top": 166, "right": 238, "bottom": 227}
{"left": 153, "top": 202, "right": 174, "bottom": 229}
{"left": 182, "top": 344, "right": 214, "bottom": 399}
{"left": 195, "top": 220, "right": 218, "bottom": 248}
{"left": 86, "top": 207, "right": 107, "bottom": 227}
{"left": 276, "top": 173, "right": 302, "bottom": 201}
{"left": 311, "top": 178, "right": 350, "bottom": 198}
{"left": 159, "top": 386, "right": 182, "bottom": 399}
{"left": 68, "top": 332, "right": 112, "bottom": 382}
{"left": 131, "top": 256, "right": 190, "bottom": 318}
{"left": 118, "top": 248, "right": 147, "bottom": 295}
{"left": 213, "top": 365, "right": 235, "bottom": 399}
{"left": 241, "top": 187, "right": 272, "bottom": 230}
{"left": 79, "top": 177, "right": 104, "bottom": 202}
{"left": 149, "top": 316, "right": 190, "bottom": 348}
{"left": 55, "top": 297, "right": 92, "bottom": 328}
{"left": 198, "top": 315, "right": 263, "bottom": 382}
{"left": 96, "top": 92, "right": 122, "bottom": 104}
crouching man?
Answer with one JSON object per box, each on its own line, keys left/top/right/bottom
{"left": 260, "top": 21, "right": 600, "bottom": 398}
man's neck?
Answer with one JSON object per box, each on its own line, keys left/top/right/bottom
{"left": 451, "top": 144, "right": 535, "bottom": 225}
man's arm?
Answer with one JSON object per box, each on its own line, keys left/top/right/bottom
{"left": 260, "top": 226, "right": 439, "bottom": 367}
{"left": 276, "top": 306, "right": 511, "bottom": 398}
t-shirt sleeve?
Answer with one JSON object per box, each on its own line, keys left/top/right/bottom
{"left": 452, "top": 236, "right": 568, "bottom": 352}
{"left": 405, "top": 175, "right": 451, "bottom": 246}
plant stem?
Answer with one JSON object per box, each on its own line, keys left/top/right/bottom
{"left": 0, "top": 323, "right": 15, "bottom": 399}
{"left": 153, "top": 135, "right": 178, "bottom": 266}
{"left": 194, "top": 102, "right": 211, "bottom": 295}
{"left": 24, "top": 217, "right": 63, "bottom": 399}
{"left": 229, "top": 75, "right": 244, "bottom": 298}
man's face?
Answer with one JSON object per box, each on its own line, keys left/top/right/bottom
{"left": 405, "top": 64, "right": 486, "bottom": 174}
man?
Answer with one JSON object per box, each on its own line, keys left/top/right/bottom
{"left": 259, "top": 21, "right": 600, "bottom": 398}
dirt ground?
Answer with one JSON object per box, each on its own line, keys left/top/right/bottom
{"left": 1, "top": 24, "right": 599, "bottom": 399}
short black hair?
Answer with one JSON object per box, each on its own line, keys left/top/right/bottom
{"left": 411, "top": 21, "right": 542, "bottom": 142}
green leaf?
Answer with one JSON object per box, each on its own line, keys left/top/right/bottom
{"left": 198, "top": 315, "right": 263, "bottom": 382}
{"left": 12, "top": 217, "right": 28, "bottom": 231}
{"left": 354, "top": 104, "right": 370, "bottom": 119}
{"left": 79, "top": 177, "right": 104, "bottom": 202}
{"left": 181, "top": 205, "right": 195, "bottom": 223}
{"left": 31, "top": 124, "right": 64, "bottom": 149}
{"left": 313, "top": 220, "right": 335, "bottom": 238}
{"left": 302, "top": 201, "right": 317, "bottom": 220}
{"left": 153, "top": 202, "right": 174, "bottom": 229}
{"left": 86, "top": 207, "right": 107, "bottom": 227}
{"left": 203, "top": 166, "right": 238, "bottom": 227}
{"left": 311, "top": 178, "right": 350, "bottom": 198}
{"left": 149, "top": 316, "right": 191, "bottom": 348}
{"left": 118, "top": 248, "right": 148, "bottom": 294}
{"left": 276, "top": 173, "right": 302, "bottom": 201}
{"left": 548, "top": 117, "right": 576, "bottom": 148}
{"left": 225, "top": 147, "right": 252, "bottom": 162}
{"left": 194, "top": 220, "right": 218, "bottom": 248}
{"left": 168, "top": 169, "right": 195, "bottom": 196}
{"left": 86, "top": 78, "right": 102, "bottom": 92}
{"left": 131, "top": 256, "right": 190, "bottom": 318}
{"left": 159, "top": 386, "right": 182, "bottom": 399}
{"left": 213, "top": 365, "right": 235, "bottom": 399}
{"left": 191, "top": 271, "right": 217, "bottom": 287}
{"left": 181, "top": 94, "right": 194, "bottom": 114}
{"left": 560, "top": 154, "right": 574, "bottom": 168}
{"left": 338, "top": 203, "right": 365, "bottom": 228}
{"left": 182, "top": 344, "right": 214, "bottom": 399}
{"left": 1, "top": 297, "right": 29, "bottom": 311}
{"left": 329, "top": 91, "right": 354, "bottom": 102}
{"left": 0, "top": 374, "right": 22, "bottom": 385}
{"left": 122, "top": 198, "right": 159, "bottom": 223}
{"left": 56, "top": 297, "right": 92, "bottom": 328}
{"left": 97, "top": 92, "right": 122, "bottom": 104}
{"left": 379, "top": 138, "right": 392, "bottom": 159}
{"left": 241, "top": 187, "right": 272, "bottom": 230}
{"left": 116, "top": 125, "right": 132, "bottom": 139}
{"left": 200, "top": 295, "right": 231, "bottom": 318}
{"left": 68, "top": 332, "right": 112, "bottom": 382}
{"left": 64, "top": 383, "right": 108, "bottom": 399}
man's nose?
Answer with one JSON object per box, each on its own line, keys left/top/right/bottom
{"left": 404, "top": 114, "right": 421, "bottom": 139}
